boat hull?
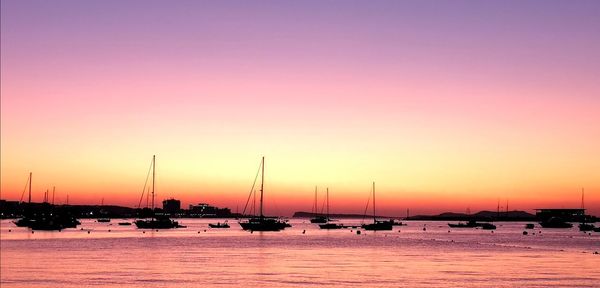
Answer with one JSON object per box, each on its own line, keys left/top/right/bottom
{"left": 310, "top": 217, "right": 327, "bottom": 223}
{"left": 539, "top": 222, "right": 573, "bottom": 228}
{"left": 239, "top": 218, "right": 289, "bottom": 231}
{"left": 319, "top": 223, "right": 344, "bottom": 229}
{"left": 579, "top": 223, "right": 595, "bottom": 231}
{"left": 362, "top": 222, "right": 393, "bottom": 231}
{"left": 135, "top": 219, "right": 181, "bottom": 229}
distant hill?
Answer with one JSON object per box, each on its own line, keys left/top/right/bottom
{"left": 292, "top": 211, "right": 394, "bottom": 218}
{"left": 407, "top": 210, "right": 536, "bottom": 221}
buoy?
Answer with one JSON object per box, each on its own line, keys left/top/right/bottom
{"left": 356, "top": 230, "right": 361, "bottom": 235}
{"left": 491, "top": 231, "right": 494, "bottom": 233}
{"left": 32, "top": 231, "right": 34, "bottom": 234}
{"left": 204, "top": 230, "right": 207, "bottom": 232}
{"left": 398, "top": 230, "right": 401, "bottom": 233}
{"left": 8, "top": 229, "right": 11, "bottom": 232}
{"left": 423, "top": 227, "right": 426, "bottom": 231}
{"left": 302, "top": 230, "right": 306, "bottom": 234}
{"left": 198, "top": 231, "right": 200, "bottom": 234}
{"left": 87, "top": 231, "right": 91, "bottom": 234}
{"left": 108, "top": 229, "right": 111, "bottom": 232}
{"left": 143, "top": 231, "right": 145, "bottom": 234}
{"left": 156, "top": 229, "right": 159, "bottom": 232}
{"left": 523, "top": 231, "right": 528, "bottom": 235}
{"left": 448, "top": 230, "right": 450, "bottom": 233}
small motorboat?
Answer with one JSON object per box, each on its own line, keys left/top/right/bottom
{"left": 539, "top": 217, "right": 573, "bottom": 228}
{"left": 448, "top": 220, "right": 479, "bottom": 228}
{"left": 480, "top": 223, "right": 497, "bottom": 230}
{"left": 579, "top": 223, "right": 595, "bottom": 231}
{"left": 97, "top": 218, "right": 111, "bottom": 223}
{"left": 208, "top": 221, "right": 230, "bottom": 228}
{"left": 319, "top": 223, "right": 344, "bottom": 230}
{"left": 118, "top": 222, "right": 132, "bottom": 226}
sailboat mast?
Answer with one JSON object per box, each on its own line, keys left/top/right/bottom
{"left": 259, "top": 156, "right": 264, "bottom": 218}
{"left": 581, "top": 188, "right": 585, "bottom": 209}
{"left": 152, "top": 155, "right": 155, "bottom": 212}
{"left": 372, "top": 182, "right": 376, "bottom": 223}
{"left": 52, "top": 186, "right": 55, "bottom": 205}
{"left": 314, "top": 186, "right": 317, "bottom": 217}
{"left": 326, "top": 187, "right": 329, "bottom": 220}
{"left": 28, "top": 172, "right": 32, "bottom": 203}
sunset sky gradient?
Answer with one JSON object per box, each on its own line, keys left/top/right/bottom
{"left": 2, "top": 0, "right": 599, "bottom": 216}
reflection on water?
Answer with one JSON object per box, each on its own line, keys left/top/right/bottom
{"left": 1, "top": 219, "right": 599, "bottom": 287}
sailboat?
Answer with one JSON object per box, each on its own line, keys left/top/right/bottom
{"left": 14, "top": 172, "right": 34, "bottom": 227}
{"left": 310, "top": 186, "right": 327, "bottom": 223}
{"left": 361, "top": 182, "right": 393, "bottom": 231}
{"left": 238, "top": 157, "right": 289, "bottom": 231}
{"left": 134, "top": 155, "right": 182, "bottom": 229}
{"left": 578, "top": 188, "right": 596, "bottom": 231}
{"left": 14, "top": 173, "right": 80, "bottom": 230}
{"left": 319, "top": 188, "right": 343, "bottom": 229}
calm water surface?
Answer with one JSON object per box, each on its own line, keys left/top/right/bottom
{"left": 1, "top": 219, "right": 599, "bottom": 287}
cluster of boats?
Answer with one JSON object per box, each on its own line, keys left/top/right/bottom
{"left": 14, "top": 212, "right": 80, "bottom": 231}
{"left": 447, "top": 220, "right": 497, "bottom": 230}
{"left": 11, "top": 156, "right": 599, "bottom": 233}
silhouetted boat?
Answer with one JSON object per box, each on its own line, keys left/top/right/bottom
{"left": 13, "top": 173, "right": 34, "bottom": 227}
{"left": 539, "top": 217, "right": 573, "bottom": 228}
{"left": 593, "top": 227, "right": 600, "bottom": 232}
{"left": 134, "top": 155, "right": 182, "bottom": 229}
{"left": 238, "top": 157, "right": 289, "bottom": 232}
{"left": 97, "top": 218, "right": 110, "bottom": 223}
{"left": 361, "top": 182, "right": 393, "bottom": 231}
{"left": 319, "top": 188, "right": 344, "bottom": 230}
{"left": 13, "top": 218, "right": 34, "bottom": 227}
{"left": 310, "top": 216, "right": 327, "bottom": 223}
{"left": 480, "top": 223, "right": 497, "bottom": 230}
{"left": 525, "top": 223, "right": 535, "bottom": 229}
{"left": 448, "top": 220, "right": 479, "bottom": 228}
{"left": 14, "top": 173, "right": 80, "bottom": 230}
{"left": 209, "top": 221, "right": 230, "bottom": 228}
{"left": 25, "top": 213, "right": 80, "bottom": 231}
{"left": 310, "top": 186, "right": 328, "bottom": 223}
{"left": 135, "top": 215, "right": 181, "bottom": 229}
{"left": 578, "top": 189, "right": 594, "bottom": 232}
{"left": 579, "top": 223, "right": 595, "bottom": 231}
{"left": 118, "top": 222, "right": 132, "bottom": 226}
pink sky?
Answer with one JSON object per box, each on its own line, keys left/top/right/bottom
{"left": 1, "top": 1, "right": 599, "bottom": 216}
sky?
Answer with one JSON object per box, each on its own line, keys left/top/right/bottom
{"left": 1, "top": 0, "right": 599, "bottom": 216}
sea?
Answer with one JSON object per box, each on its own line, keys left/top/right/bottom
{"left": 1, "top": 218, "right": 599, "bottom": 287}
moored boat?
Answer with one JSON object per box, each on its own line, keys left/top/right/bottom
{"left": 361, "top": 182, "right": 393, "bottom": 231}
{"left": 319, "top": 188, "right": 344, "bottom": 230}
{"left": 209, "top": 221, "right": 230, "bottom": 228}
{"left": 134, "top": 155, "right": 182, "bottom": 229}
{"left": 448, "top": 220, "right": 479, "bottom": 228}
{"left": 238, "top": 157, "right": 289, "bottom": 232}
{"left": 539, "top": 217, "right": 573, "bottom": 228}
